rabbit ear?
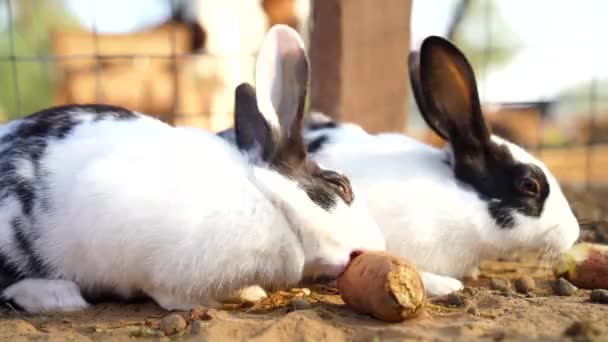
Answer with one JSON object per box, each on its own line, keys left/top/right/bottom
{"left": 409, "top": 51, "right": 449, "bottom": 140}
{"left": 255, "top": 24, "right": 309, "bottom": 156}
{"left": 418, "top": 36, "right": 491, "bottom": 153}
{"left": 234, "top": 83, "right": 275, "bottom": 162}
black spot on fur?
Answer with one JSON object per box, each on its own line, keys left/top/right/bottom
{"left": 1, "top": 104, "right": 135, "bottom": 145}
{"left": 453, "top": 142, "right": 550, "bottom": 229}
{"left": 0, "top": 104, "right": 137, "bottom": 279}
{"left": 14, "top": 181, "right": 35, "bottom": 217}
{"left": 411, "top": 36, "right": 551, "bottom": 229}
{"left": 11, "top": 218, "right": 49, "bottom": 277}
{"left": 272, "top": 158, "right": 347, "bottom": 212}
{"left": 301, "top": 168, "right": 354, "bottom": 211}
{"left": 307, "top": 120, "right": 337, "bottom": 131}
{"left": 0, "top": 252, "right": 22, "bottom": 291}
{"left": 488, "top": 201, "right": 516, "bottom": 229}
{"left": 304, "top": 184, "right": 337, "bottom": 210}
{"left": 307, "top": 135, "right": 328, "bottom": 153}
{"left": 85, "top": 104, "right": 137, "bottom": 121}
{"left": 0, "top": 105, "right": 136, "bottom": 168}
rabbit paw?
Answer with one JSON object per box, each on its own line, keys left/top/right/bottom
{"left": 1, "top": 279, "right": 89, "bottom": 313}
{"left": 420, "top": 272, "right": 464, "bottom": 297}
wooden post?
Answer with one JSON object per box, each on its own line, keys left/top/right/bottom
{"left": 309, "top": 0, "right": 412, "bottom": 133}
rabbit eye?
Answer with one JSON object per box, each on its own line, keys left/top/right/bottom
{"left": 319, "top": 171, "right": 354, "bottom": 205}
{"left": 515, "top": 176, "right": 540, "bottom": 197}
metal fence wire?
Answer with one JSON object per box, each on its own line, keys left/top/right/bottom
{"left": 0, "top": 0, "right": 606, "bottom": 193}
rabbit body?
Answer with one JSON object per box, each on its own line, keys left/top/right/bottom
{"left": 0, "top": 25, "right": 385, "bottom": 313}
{"left": 0, "top": 106, "right": 302, "bottom": 312}
{"left": 305, "top": 123, "right": 579, "bottom": 295}
{"left": 297, "top": 37, "right": 580, "bottom": 296}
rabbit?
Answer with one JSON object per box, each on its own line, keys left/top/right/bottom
{"left": 0, "top": 25, "right": 385, "bottom": 313}
{"left": 220, "top": 35, "right": 580, "bottom": 297}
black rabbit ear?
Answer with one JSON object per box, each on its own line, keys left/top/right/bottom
{"left": 418, "top": 36, "right": 491, "bottom": 153}
{"left": 234, "top": 83, "right": 274, "bottom": 162}
{"left": 409, "top": 51, "right": 449, "bottom": 140}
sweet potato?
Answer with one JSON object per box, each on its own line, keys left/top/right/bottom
{"left": 554, "top": 243, "right": 608, "bottom": 290}
{"left": 337, "top": 251, "right": 426, "bottom": 322}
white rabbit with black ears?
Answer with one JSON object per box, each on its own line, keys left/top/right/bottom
{"left": 269, "top": 36, "right": 580, "bottom": 297}
{"left": 0, "top": 25, "right": 385, "bottom": 313}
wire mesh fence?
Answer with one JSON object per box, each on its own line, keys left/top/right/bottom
{"left": 0, "top": 0, "right": 606, "bottom": 190}
{"left": 0, "top": 0, "right": 264, "bottom": 131}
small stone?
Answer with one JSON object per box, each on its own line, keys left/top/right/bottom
{"left": 466, "top": 306, "right": 479, "bottom": 316}
{"left": 514, "top": 276, "right": 536, "bottom": 294}
{"left": 564, "top": 321, "right": 600, "bottom": 338}
{"left": 552, "top": 278, "right": 577, "bottom": 296}
{"left": 590, "top": 289, "right": 608, "bottom": 304}
{"left": 446, "top": 293, "right": 465, "bottom": 306}
{"left": 288, "top": 297, "right": 311, "bottom": 311}
{"left": 489, "top": 277, "right": 511, "bottom": 291}
{"left": 159, "top": 314, "right": 187, "bottom": 336}
{"left": 190, "top": 320, "right": 206, "bottom": 335}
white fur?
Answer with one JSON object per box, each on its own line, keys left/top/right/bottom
{"left": 305, "top": 119, "right": 579, "bottom": 297}
{"left": 3, "top": 279, "right": 89, "bottom": 312}
{"left": 420, "top": 272, "right": 464, "bottom": 296}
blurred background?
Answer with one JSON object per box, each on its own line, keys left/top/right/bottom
{"left": 0, "top": 0, "right": 607, "bottom": 189}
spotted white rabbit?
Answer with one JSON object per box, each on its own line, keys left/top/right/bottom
{"left": 222, "top": 36, "right": 580, "bottom": 297}
{"left": 0, "top": 25, "right": 385, "bottom": 313}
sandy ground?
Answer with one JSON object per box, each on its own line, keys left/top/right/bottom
{"left": 0, "top": 188, "right": 607, "bottom": 341}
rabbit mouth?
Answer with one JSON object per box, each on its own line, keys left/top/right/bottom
{"left": 300, "top": 251, "right": 363, "bottom": 285}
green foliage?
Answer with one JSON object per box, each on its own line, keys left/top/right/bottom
{"left": 0, "top": 0, "right": 79, "bottom": 120}
{"left": 451, "top": 0, "right": 520, "bottom": 77}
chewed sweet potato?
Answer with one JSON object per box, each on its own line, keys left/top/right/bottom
{"left": 554, "top": 243, "right": 608, "bottom": 290}
{"left": 337, "top": 251, "right": 426, "bottom": 322}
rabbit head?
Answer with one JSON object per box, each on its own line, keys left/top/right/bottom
{"left": 234, "top": 25, "right": 385, "bottom": 282}
{"left": 409, "top": 36, "right": 579, "bottom": 255}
